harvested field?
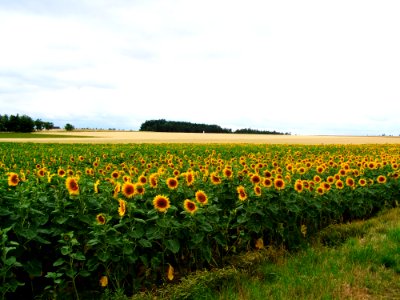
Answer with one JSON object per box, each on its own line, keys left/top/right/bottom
{"left": 1, "top": 130, "right": 400, "bottom": 144}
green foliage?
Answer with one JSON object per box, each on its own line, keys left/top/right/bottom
{"left": 0, "top": 142, "right": 399, "bottom": 298}
{"left": 139, "top": 119, "right": 232, "bottom": 133}
{"left": 139, "top": 119, "right": 288, "bottom": 134}
{"left": 0, "top": 114, "right": 55, "bottom": 132}
{"left": 64, "top": 123, "right": 75, "bottom": 131}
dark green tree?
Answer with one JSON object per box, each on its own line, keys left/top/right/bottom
{"left": 64, "top": 123, "right": 75, "bottom": 131}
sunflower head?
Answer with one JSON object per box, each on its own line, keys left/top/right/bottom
{"left": 251, "top": 174, "right": 261, "bottom": 185}
{"left": 166, "top": 177, "right": 179, "bottom": 190}
{"left": 254, "top": 185, "right": 262, "bottom": 196}
{"left": 66, "top": 177, "right": 79, "bottom": 196}
{"left": 236, "top": 185, "right": 247, "bottom": 201}
{"left": 377, "top": 175, "right": 387, "bottom": 184}
{"left": 195, "top": 190, "right": 208, "bottom": 205}
{"left": 153, "top": 195, "right": 170, "bottom": 213}
{"left": 135, "top": 183, "right": 145, "bottom": 195}
{"left": 122, "top": 182, "right": 135, "bottom": 198}
{"left": 345, "top": 177, "right": 355, "bottom": 188}
{"left": 358, "top": 178, "right": 367, "bottom": 186}
{"left": 185, "top": 171, "right": 195, "bottom": 186}
{"left": 7, "top": 172, "right": 20, "bottom": 187}
{"left": 294, "top": 180, "right": 303, "bottom": 193}
{"left": 99, "top": 276, "right": 108, "bottom": 287}
{"left": 274, "top": 178, "right": 285, "bottom": 191}
{"left": 335, "top": 179, "right": 344, "bottom": 190}
{"left": 149, "top": 173, "right": 158, "bottom": 188}
{"left": 96, "top": 213, "right": 106, "bottom": 225}
{"left": 183, "top": 199, "right": 198, "bottom": 214}
{"left": 210, "top": 172, "right": 221, "bottom": 185}
{"left": 118, "top": 199, "right": 127, "bottom": 217}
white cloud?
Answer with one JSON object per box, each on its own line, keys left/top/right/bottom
{"left": 1, "top": 0, "right": 400, "bottom": 135}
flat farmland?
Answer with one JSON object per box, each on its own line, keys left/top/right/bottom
{"left": 2, "top": 130, "right": 400, "bottom": 144}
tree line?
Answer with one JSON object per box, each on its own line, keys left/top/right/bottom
{"left": 0, "top": 114, "right": 55, "bottom": 133}
{"left": 139, "top": 119, "right": 289, "bottom": 135}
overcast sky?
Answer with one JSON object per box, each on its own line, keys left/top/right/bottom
{"left": 1, "top": 0, "right": 400, "bottom": 135}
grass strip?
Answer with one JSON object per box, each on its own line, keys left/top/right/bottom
{"left": 129, "top": 208, "right": 400, "bottom": 300}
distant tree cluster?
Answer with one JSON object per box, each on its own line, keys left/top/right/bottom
{"left": 0, "top": 114, "right": 55, "bottom": 133}
{"left": 140, "top": 119, "right": 232, "bottom": 133}
{"left": 234, "top": 128, "right": 290, "bottom": 135}
{"left": 139, "top": 119, "right": 289, "bottom": 135}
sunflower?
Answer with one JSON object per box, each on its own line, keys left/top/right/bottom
{"left": 195, "top": 190, "right": 208, "bottom": 205}
{"left": 316, "top": 186, "right": 325, "bottom": 195}
{"left": 135, "top": 183, "right": 145, "bottom": 195}
{"left": 99, "top": 276, "right": 108, "bottom": 287}
{"left": 264, "top": 170, "right": 272, "bottom": 178}
{"left": 237, "top": 186, "right": 247, "bottom": 201}
{"left": 358, "top": 178, "right": 367, "bottom": 186}
{"left": 254, "top": 185, "right": 262, "bottom": 196}
{"left": 113, "top": 182, "right": 121, "bottom": 198}
{"left": 138, "top": 175, "right": 147, "bottom": 184}
{"left": 298, "top": 167, "right": 306, "bottom": 175}
{"left": 327, "top": 176, "right": 335, "bottom": 184}
{"left": 96, "top": 213, "right": 106, "bottom": 225}
{"left": 210, "top": 172, "right": 221, "bottom": 185}
{"left": 223, "top": 167, "right": 233, "bottom": 178}
{"left": 166, "top": 177, "right": 179, "bottom": 190}
{"left": 183, "top": 199, "right": 198, "bottom": 214}
{"left": 153, "top": 195, "right": 170, "bottom": 213}
{"left": 66, "top": 177, "right": 79, "bottom": 196}
{"left": 94, "top": 180, "right": 100, "bottom": 193}
{"left": 111, "top": 170, "right": 120, "bottom": 179}
{"left": 322, "top": 182, "right": 331, "bottom": 191}
{"left": 262, "top": 177, "right": 273, "bottom": 188}
{"left": 167, "top": 264, "right": 174, "bottom": 281}
{"left": 58, "top": 168, "right": 66, "bottom": 177}
{"left": 313, "top": 175, "right": 321, "bottom": 183}
{"left": 345, "top": 177, "right": 355, "bottom": 188}
{"left": 377, "top": 175, "right": 387, "bottom": 184}
{"left": 294, "top": 180, "right": 303, "bottom": 193}
{"left": 335, "top": 179, "right": 344, "bottom": 190}
{"left": 274, "top": 178, "right": 285, "bottom": 191}
{"left": 7, "top": 172, "right": 19, "bottom": 186}
{"left": 185, "top": 171, "right": 195, "bottom": 186}
{"left": 250, "top": 174, "right": 261, "bottom": 185}
{"left": 149, "top": 173, "right": 158, "bottom": 188}
{"left": 122, "top": 182, "right": 135, "bottom": 198}
{"left": 118, "top": 199, "right": 127, "bottom": 217}
{"left": 37, "top": 168, "right": 46, "bottom": 177}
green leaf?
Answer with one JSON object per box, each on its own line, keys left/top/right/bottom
{"left": 54, "top": 216, "right": 69, "bottom": 224}
{"left": 66, "top": 269, "right": 77, "bottom": 278}
{"left": 87, "top": 239, "right": 99, "bottom": 246}
{"left": 71, "top": 252, "right": 86, "bottom": 261}
{"left": 53, "top": 258, "right": 65, "bottom": 267}
{"left": 5, "top": 256, "right": 17, "bottom": 266}
{"left": 165, "top": 239, "right": 180, "bottom": 254}
{"left": 134, "top": 218, "right": 146, "bottom": 224}
{"left": 139, "top": 239, "right": 152, "bottom": 248}
{"left": 79, "top": 270, "right": 91, "bottom": 277}
{"left": 61, "top": 246, "right": 71, "bottom": 255}
{"left": 17, "top": 228, "right": 37, "bottom": 240}
{"left": 191, "top": 233, "right": 204, "bottom": 244}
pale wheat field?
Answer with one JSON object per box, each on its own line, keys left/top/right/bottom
{"left": 2, "top": 130, "right": 400, "bottom": 144}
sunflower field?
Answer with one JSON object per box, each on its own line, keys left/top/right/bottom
{"left": 1, "top": 142, "right": 400, "bottom": 298}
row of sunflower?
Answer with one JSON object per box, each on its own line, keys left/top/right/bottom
{"left": 1, "top": 142, "right": 400, "bottom": 298}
